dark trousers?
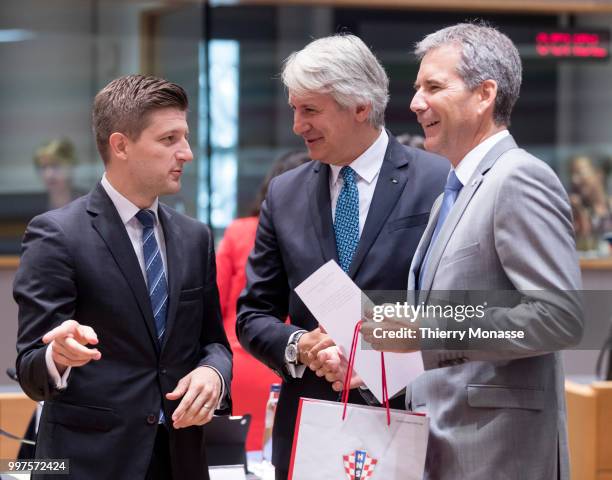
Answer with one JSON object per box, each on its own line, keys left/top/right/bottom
{"left": 145, "top": 425, "right": 173, "bottom": 480}
{"left": 275, "top": 467, "right": 288, "bottom": 480}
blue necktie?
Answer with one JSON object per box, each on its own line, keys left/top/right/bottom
{"left": 417, "top": 170, "right": 463, "bottom": 290}
{"left": 136, "top": 209, "right": 168, "bottom": 424}
{"left": 334, "top": 166, "right": 360, "bottom": 273}
{"left": 135, "top": 209, "right": 168, "bottom": 345}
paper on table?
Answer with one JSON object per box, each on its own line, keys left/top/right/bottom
{"left": 294, "top": 260, "right": 424, "bottom": 403}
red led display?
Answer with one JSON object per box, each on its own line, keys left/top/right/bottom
{"left": 536, "top": 31, "right": 609, "bottom": 58}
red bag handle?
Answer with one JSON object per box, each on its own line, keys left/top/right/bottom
{"left": 341, "top": 320, "right": 391, "bottom": 426}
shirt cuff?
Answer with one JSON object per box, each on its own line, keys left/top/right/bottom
{"left": 288, "top": 363, "right": 307, "bottom": 378}
{"left": 285, "top": 329, "right": 308, "bottom": 378}
{"left": 200, "top": 365, "right": 227, "bottom": 410}
{"left": 45, "top": 343, "right": 71, "bottom": 390}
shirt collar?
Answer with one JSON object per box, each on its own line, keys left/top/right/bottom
{"left": 330, "top": 129, "right": 388, "bottom": 185}
{"left": 454, "top": 130, "right": 509, "bottom": 186}
{"left": 101, "top": 173, "right": 159, "bottom": 226}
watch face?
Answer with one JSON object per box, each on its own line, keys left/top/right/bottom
{"left": 286, "top": 343, "right": 298, "bottom": 363}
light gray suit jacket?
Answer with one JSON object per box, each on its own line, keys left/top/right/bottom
{"left": 407, "top": 135, "right": 583, "bottom": 480}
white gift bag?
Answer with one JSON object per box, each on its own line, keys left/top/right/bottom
{"left": 288, "top": 398, "right": 429, "bottom": 479}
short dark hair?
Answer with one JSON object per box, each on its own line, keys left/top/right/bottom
{"left": 92, "top": 74, "right": 188, "bottom": 164}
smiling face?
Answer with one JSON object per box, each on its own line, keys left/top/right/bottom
{"left": 289, "top": 91, "right": 372, "bottom": 166}
{"left": 108, "top": 107, "right": 193, "bottom": 207}
{"left": 410, "top": 44, "right": 489, "bottom": 166}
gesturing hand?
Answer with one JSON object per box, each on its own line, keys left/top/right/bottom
{"left": 166, "top": 366, "right": 221, "bottom": 429}
{"left": 42, "top": 319, "right": 101, "bottom": 374}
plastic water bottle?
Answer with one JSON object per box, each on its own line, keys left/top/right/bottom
{"left": 262, "top": 383, "right": 281, "bottom": 462}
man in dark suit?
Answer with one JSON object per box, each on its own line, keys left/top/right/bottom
{"left": 236, "top": 34, "right": 448, "bottom": 479}
{"left": 14, "top": 75, "right": 232, "bottom": 480}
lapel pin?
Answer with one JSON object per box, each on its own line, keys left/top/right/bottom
{"left": 391, "top": 178, "right": 398, "bottom": 184}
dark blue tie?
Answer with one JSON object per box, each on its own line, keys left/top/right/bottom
{"left": 417, "top": 170, "right": 463, "bottom": 290}
{"left": 135, "top": 209, "right": 168, "bottom": 345}
{"left": 334, "top": 166, "right": 360, "bottom": 273}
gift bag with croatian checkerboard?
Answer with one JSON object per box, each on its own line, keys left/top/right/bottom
{"left": 288, "top": 322, "right": 429, "bottom": 480}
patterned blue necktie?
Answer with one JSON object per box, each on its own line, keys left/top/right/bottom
{"left": 417, "top": 170, "right": 463, "bottom": 290}
{"left": 334, "top": 166, "right": 360, "bottom": 273}
{"left": 135, "top": 209, "right": 168, "bottom": 345}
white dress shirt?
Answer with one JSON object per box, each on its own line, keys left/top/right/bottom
{"left": 329, "top": 128, "right": 388, "bottom": 235}
{"left": 453, "top": 130, "right": 509, "bottom": 185}
{"left": 47, "top": 174, "right": 225, "bottom": 405}
{"left": 100, "top": 174, "right": 168, "bottom": 278}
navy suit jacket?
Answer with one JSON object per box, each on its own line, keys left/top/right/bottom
{"left": 236, "top": 133, "right": 448, "bottom": 472}
{"left": 14, "top": 183, "right": 232, "bottom": 480}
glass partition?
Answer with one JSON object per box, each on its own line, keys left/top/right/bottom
{"left": 2, "top": 1, "right": 612, "bottom": 257}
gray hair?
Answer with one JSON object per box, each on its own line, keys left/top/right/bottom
{"left": 281, "top": 34, "right": 389, "bottom": 129}
{"left": 415, "top": 23, "right": 522, "bottom": 126}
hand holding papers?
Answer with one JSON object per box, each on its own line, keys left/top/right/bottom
{"left": 360, "top": 314, "right": 422, "bottom": 353}
{"left": 295, "top": 260, "right": 424, "bottom": 403}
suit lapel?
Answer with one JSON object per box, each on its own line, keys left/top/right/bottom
{"left": 87, "top": 183, "right": 159, "bottom": 349}
{"left": 307, "top": 162, "right": 338, "bottom": 264}
{"left": 348, "top": 135, "right": 410, "bottom": 278}
{"left": 409, "top": 193, "right": 442, "bottom": 297}
{"left": 420, "top": 135, "right": 519, "bottom": 299}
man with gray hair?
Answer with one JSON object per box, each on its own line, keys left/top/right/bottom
{"left": 236, "top": 34, "right": 447, "bottom": 479}
{"left": 362, "top": 23, "right": 582, "bottom": 479}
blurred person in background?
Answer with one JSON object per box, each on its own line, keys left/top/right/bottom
{"left": 569, "top": 155, "right": 612, "bottom": 252}
{"left": 216, "top": 150, "right": 310, "bottom": 451}
{"left": 396, "top": 132, "right": 425, "bottom": 150}
{"left": 33, "top": 138, "right": 81, "bottom": 210}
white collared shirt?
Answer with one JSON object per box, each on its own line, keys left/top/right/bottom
{"left": 329, "top": 129, "right": 388, "bottom": 236}
{"left": 100, "top": 173, "right": 168, "bottom": 280}
{"left": 453, "top": 130, "right": 510, "bottom": 186}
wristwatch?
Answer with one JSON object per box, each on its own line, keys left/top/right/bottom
{"left": 285, "top": 331, "right": 306, "bottom": 365}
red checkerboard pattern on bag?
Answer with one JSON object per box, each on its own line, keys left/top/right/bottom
{"left": 343, "top": 450, "right": 378, "bottom": 479}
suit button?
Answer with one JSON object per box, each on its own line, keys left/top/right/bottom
{"left": 160, "top": 369, "right": 167, "bottom": 375}
{"left": 146, "top": 414, "right": 158, "bottom": 425}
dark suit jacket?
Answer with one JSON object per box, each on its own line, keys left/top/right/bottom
{"left": 236, "top": 134, "right": 448, "bottom": 473}
{"left": 14, "top": 183, "right": 232, "bottom": 480}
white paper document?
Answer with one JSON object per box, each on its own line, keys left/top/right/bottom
{"left": 295, "top": 260, "right": 424, "bottom": 403}
{"left": 208, "top": 465, "right": 246, "bottom": 480}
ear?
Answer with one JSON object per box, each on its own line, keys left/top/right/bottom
{"left": 477, "top": 79, "right": 498, "bottom": 116}
{"left": 108, "top": 132, "right": 129, "bottom": 161}
{"left": 354, "top": 103, "right": 372, "bottom": 123}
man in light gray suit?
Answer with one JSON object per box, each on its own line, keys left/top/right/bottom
{"left": 361, "top": 23, "right": 583, "bottom": 479}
